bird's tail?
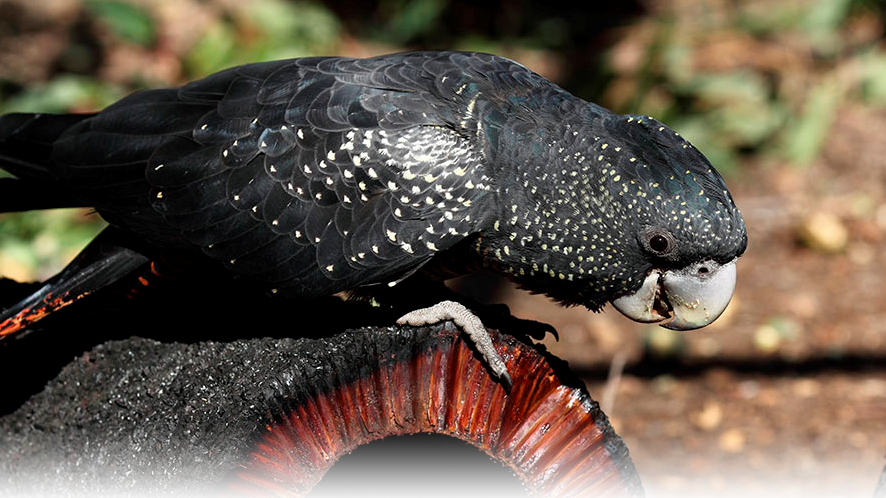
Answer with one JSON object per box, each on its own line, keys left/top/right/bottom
{"left": 0, "top": 229, "right": 149, "bottom": 340}
{"left": 0, "top": 112, "right": 93, "bottom": 211}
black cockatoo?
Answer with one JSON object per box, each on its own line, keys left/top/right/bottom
{"left": 0, "top": 52, "right": 747, "bottom": 386}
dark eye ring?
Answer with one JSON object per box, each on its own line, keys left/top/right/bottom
{"left": 643, "top": 229, "right": 675, "bottom": 256}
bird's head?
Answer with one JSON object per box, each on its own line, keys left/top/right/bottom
{"left": 598, "top": 113, "right": 748, "bottom": 330}
{"left": 485, "top": 106, "right": 747, "bottom": 330}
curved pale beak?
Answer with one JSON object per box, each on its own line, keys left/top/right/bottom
{"left": 611, "top": 259, "right": 737, "bottom": 330}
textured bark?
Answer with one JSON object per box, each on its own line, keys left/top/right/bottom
{"left": 0, "top": 320, "right": 642, "bottom": 497}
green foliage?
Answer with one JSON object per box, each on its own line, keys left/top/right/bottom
{"left": 186, "top": 23, "right": 239, "bottom": 78}
{"left": 185, "top": 0, "right": 340, "bottom": 77}
{"left": 83, "top": 0, "right": 156, "bottom": 46}
{"left": 799, "top": 0, "right": 854, "bottom": 53}
{"left": 604, "top": 0, "right": 886, "bottom": 171}
{"left": 782, "top": 78, "right": 842, "bottom": 164}
{"left": 0, "top": 210, "right": 106, "bottom": 281}
{"left": 373, "top": 0, "right": 446, "bottom": 45}
{"left": 0, "top": 76, "right": 123, "bottom": 115}
{"left": 855, "top": 49, "right": 886, "bottom": 104}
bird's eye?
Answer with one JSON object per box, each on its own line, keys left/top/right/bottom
{"left": 643, "top": 229, "right": 675, "bottom": 256}
{"left": 650, "top": 235, "right": 669, "bottom": 252}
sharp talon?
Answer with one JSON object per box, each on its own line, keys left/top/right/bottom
{"left": 500, "top": 371, "right": 513, "bottom": 393}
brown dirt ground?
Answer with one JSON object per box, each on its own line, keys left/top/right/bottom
{"left": 490, "top": 104, "right": 886, "bottom": 497}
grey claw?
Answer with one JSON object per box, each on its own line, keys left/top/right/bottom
{"left": 397, "top": 300, "right": 512, "bottom": 389}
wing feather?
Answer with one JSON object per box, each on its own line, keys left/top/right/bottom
{"left": 49, "top": 52, "right": 554, "bottom": 293}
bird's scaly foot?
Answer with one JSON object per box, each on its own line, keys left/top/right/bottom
{"left": 397, "top": 300, "right": 512, "bottom": 390}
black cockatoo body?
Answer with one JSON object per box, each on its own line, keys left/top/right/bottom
{"left": 0, "top": 52, "right": 747, "bottom": 384}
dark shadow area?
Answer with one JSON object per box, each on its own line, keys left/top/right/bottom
{"left": 311, "top": 433, "right": 529, "bottom": 498}
{"left": 572, "top": 352, "right": 886, "bottom": 381}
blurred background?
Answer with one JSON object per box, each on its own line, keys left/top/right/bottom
{"left": 1, "top": 0, "right": 885, "bottom": 496}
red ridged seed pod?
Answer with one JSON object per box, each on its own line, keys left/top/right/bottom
{"left": 230, "top": 325, "right": 643, "bottom": 497}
